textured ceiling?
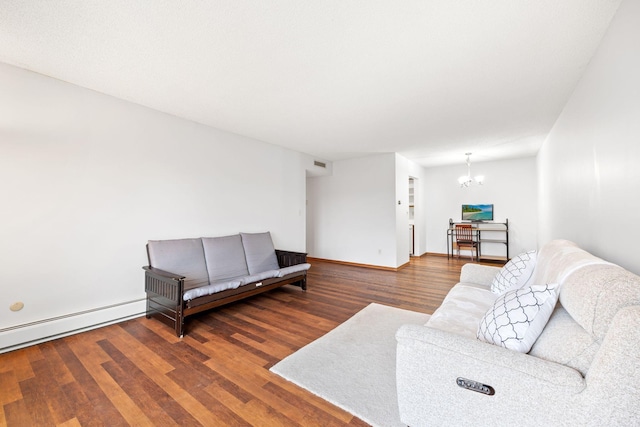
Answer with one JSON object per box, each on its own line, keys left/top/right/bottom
{"left": 0, "top": 0, "right": 622, "bottom": 167}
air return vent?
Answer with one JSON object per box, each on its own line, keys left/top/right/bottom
{"left": 314, "top": 160, "right": 327, "bottom": 168}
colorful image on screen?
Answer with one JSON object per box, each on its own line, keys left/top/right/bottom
{"left": 462, "top": 204, "right": 493, "bottom": 221}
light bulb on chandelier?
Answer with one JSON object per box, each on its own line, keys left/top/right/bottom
{"left": 458, "top": 153, "right": 484, "bottom": 187}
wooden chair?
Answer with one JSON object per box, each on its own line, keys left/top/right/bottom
{"left": 454, "top": 224, "right": 478, "bottom": 261}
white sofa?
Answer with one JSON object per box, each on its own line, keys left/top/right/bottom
{"left": 396, "top": 240, "right": 640, "bottom": 426}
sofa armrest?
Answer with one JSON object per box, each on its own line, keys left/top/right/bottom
{"left": 275, "top": 249, "right": 307, "bottom": 268}
{"left": 143, "top": 266, "right": 185, "bottom": 302}
{"left": 459, "top": 263, "right": 501, "bottom": 286}
{"left": 396, "top": 324, "right": 585, "bottom": 425}
{"left": 143, "top": 265, "right": 185, "bottom": 282}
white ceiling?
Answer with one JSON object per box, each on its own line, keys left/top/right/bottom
{"left": 0, "top": 1, "right": 622, "bottom": 167}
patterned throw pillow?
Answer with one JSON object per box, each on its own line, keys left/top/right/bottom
{"left": 477, "top": 283, "right": 559, "bottom": 353}
{"left": 491, "top": 250, "right": 537, "bottom": 294}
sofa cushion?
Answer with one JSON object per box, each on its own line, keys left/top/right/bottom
{"left": 240, "top": 270, "right": 280, "bottom": 285}
{"left": 491, "top": 250, "right": 537, "bottom": 294}
{"left": 560, "top": 264, "right": 640, "bottom": 341}
{"left": 147, "top": 238, "right": 209, "bottom": 291}
{"left": 528, "top": 239, "right": 609, "bottom": 287}
{"left": 529, "top": 304, "right": 599, "bottom": 376}
{"left": 426, "top": 284, "right": 498, "bottom": 339}
{"left": 278, "top": 263, "right": 311, "bottom": 277}
{"left": 183, "top": 279, "right": 242, "bottom": 301}
{"left": 240, "top": 232, "right": 280, "bottom": 274}
{"left": 202, "top": 234, "right": 250, "bottom": 282}
{"left": 477, "top": 283, "right": 559, "bottom": 353}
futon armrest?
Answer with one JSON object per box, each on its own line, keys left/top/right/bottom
{"left": 143, "top": 266, "right": 185, "bottom": 303}
{"left": 143, "top": 265, "right": 185, "bottom": 281}
{"left": 275, "top": 249, "right": 308, "bottom": 268}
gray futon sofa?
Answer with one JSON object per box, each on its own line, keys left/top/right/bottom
{"left": 144, "top": 231, "right": 310, "bottom": 337}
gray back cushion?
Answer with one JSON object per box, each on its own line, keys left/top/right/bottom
{"left": 147, "top": 238, "right": 209, "bottom": 291}
{"left": 240, "top": 232, "right": 280, "bottom": 274}
{"left": 202, "top": 234, "right": 250, "bottom": 282}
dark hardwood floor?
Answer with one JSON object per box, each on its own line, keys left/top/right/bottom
{"left": 0, "top": 254, "right": 488, "bottom": 426}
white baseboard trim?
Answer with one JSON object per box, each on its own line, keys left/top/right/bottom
{"left": 0, "top": 298, "right": 147, "bottom": 354}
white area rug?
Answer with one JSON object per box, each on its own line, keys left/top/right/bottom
{"left": 270, "top": 303, "right": 430, "bottom": 427}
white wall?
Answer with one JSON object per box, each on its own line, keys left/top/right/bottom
{"left": 408, "top": 162, "right": 427, "bottom": 257}
{"left": 395, "top": 154, "right": 411, "bottom": 267}
{"left": 306, "top": 153, "right": 398, "bottom": 268}
{"left": 0, "top": 63, "right": 310, "bottom": 351}
{"left": 538, "top": 0, "right": 640, "bottom": 275}
{"left": 306, "top": 153, "right": 427, "bottom": 269}
{"left": 424, "top": 157, "right": 538, "bottom": 258}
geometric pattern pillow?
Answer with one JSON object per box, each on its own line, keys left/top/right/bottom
{"left": 490, "top": 250, "right": 537, "bottom": 294}
{"left": 477, "top": 283, "right": 559, "bottom": 353}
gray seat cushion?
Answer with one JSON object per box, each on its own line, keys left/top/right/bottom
{"left": 277, "top": 263, "right": 311, "bottom": 277}
{"left": 202, "top": 234, "right": 250, "bottom": 282}
{"left": 240, "top": 232, "right": 280, "bottom": 275}
{"left": 147, "top": 238, "right": 209, "bottom": 291}
{"left": 240, "top": 270, "right": 281, "bottom": 285}
{"left": 183, "top": 279, "right": 242, "bottom": 301}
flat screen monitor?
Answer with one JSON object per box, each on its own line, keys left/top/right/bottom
{"left": 462, "top": 204, "right": 493, "bottom": 221}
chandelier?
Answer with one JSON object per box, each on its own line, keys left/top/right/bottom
{"left": 458, "top": 153, "right": 484, "bottom": 187}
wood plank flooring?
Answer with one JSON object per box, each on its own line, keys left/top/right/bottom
{"left": 0, "top": 254, "right": 492, "bottom": 426}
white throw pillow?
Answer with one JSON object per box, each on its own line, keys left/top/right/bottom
{"left": 491, "top": 250, "right": 537, "bottom": 294}
{"left": 477, "top": 283, "right": 559, "bottom": 353}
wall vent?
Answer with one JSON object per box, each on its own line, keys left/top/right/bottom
{"left": 314, "top": 160, "right": 327, "bottom": 168}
